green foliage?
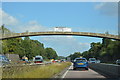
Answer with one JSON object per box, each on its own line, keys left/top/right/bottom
{"left": 57, "top": 56, "right": 66, "bottom": 60}
{"left": 68, "top": 52, "right": 82, "bottom": 60}
{"left": 82, "top": 38, "right": 120, "bottom": 63}
{"left": 67, "top": 31, "right": 120, "bottom": 63}
{"left": 1, "top": 26, "right": 58, "bottom": 60}
{"left": 45, "top": 48, "right": 58, "bottom": 59}
{"left": 1, "top": 24, "right": 11, "bottom": 34}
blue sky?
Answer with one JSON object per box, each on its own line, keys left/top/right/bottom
{"left": 1, "top": 2, "right": 118, "bottom": 56}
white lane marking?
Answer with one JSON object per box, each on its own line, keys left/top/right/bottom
{"left": 62, "top": 65, "right": 72, "bottom": 78}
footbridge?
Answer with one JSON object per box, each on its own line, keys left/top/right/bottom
{"left": 0, "top": 31, "right": 120, "bottom": 40}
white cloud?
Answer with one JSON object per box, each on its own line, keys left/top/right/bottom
{"left": 79, "top": 43, "right": 89, "bottom": 46}
{"left": 95, "top": 3, "right": 105, "bottom": 9}
{"left": 1, "top": 9, "right": 51, "bottom": 32}
{"left": 95, "top": 2, "right": 118, "bottom": 17}
{"left": 0, "top": 8, "right": 19, "bottom": 26}
{"left": 1, "top": 9, "right": 90, "bottom": 56}
{"left": 38, "top": 36, "right": 90, "bottom": 56}
{"left": 16, "top": 21, "right": 51, "bottom": 32}
{"left": 42, "top": 36, "right": 75, "bottom": 41}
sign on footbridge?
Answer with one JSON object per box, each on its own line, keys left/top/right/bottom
{"left": 0, "top": 31, "right": 120, "bottom": 40}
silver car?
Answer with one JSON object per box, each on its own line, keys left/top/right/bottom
{"left": 88, "top": 58, "right": 96, "bottom": 63}
{"left": 116, "top": 59, "right": 120, "bottom": 65}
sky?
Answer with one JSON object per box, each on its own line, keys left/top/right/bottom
{"left": 1, "top": 2, "right": 118, "bottom": 57}
{"left": 2, "top": 0, "right": 119, "bottom": 2}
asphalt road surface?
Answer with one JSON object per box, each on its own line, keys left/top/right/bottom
{"left": 62, "top": 64, "right": 106, "bottom": 79}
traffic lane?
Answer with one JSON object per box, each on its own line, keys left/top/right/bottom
{"left": 63, "top": 65, "right": 106, "bottom": 78}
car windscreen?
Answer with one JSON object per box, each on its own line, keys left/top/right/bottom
{"left": 35, "top": 57, "right": 41, "bottom": 60}
{"left": 90, "top": 58, "right": 96, "bottom": 61}
{"left": 75, "top": 59, "right": 86, "bottom": 62}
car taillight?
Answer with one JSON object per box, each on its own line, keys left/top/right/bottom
{"left": 35, "top": 61, "right": 42, "bottom": 63}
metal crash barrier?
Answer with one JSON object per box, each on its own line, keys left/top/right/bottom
{"left": 89, "top": 63, "right": 120, "bottom": 78}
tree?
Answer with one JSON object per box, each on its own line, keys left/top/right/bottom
{"left": 45, "top": 48, "right": 58, "bottom": 59}
{"left": 81, "top": 37, "right": 120, "bottom": 63}
{"left": 68, "top": 52, "right": 82, "bottom": 60}
{"left": 1, "top": 26, "right": 58, "bottom": 60}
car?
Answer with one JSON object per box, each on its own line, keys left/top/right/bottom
{"left": 88, "top": 58, "right": 96, "bottom": 63}
{"left": 20, "top": 56, "right": 29, "bottom": 64}
{"left": 0, "top": 54, "right": 10, "bottom": 66}
{"left": 60, "top": 59, "right": 66, "bottom": 62}
{"left": 55, "top": 60, "right": 58, "bottom": 62}
{"left": 96, "top": 60, "right": 101, "bottom": 63}
{"left": 116, "top": 59, "right": 120, "bottom": 65}
{"left": 33, "top": 55, "right": 43, "bottom": 64}
{"left": 73, "top": 57, "right": 88, "bottom": 70}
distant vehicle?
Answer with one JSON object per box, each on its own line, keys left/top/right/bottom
{"left": 22, "top": 56, "right": 28, "bottom": 61}
{"left": 116, "top": 59, "right": 120, "bottom": 65}
{"left": 60, "top": 59, "right": 66, "bottom": 62}
{"left": 73, "top": 57, "right": 88, "bottom": 70}
{"left": 0, "top": 54, "right": 10, "bottom": 66}
{"left": 51, "top": 59, "right": 55, "bottom": 63}
{"left": 66, "top": 57, "right": 71, "bottom": 62}
{"left": 34, "top": 55, "right": 43, "bottom": 64}
{"left": 55, "top": 60, "right": 58, "bottom": 62}
{"left": 21, "top": 56, "right": 29, "bottom": 64}
{"left": 88, "top": 58, "right": 96, "bottom": 63}
{"left": 96, "top": 60, "right": 101, "bottom": 63}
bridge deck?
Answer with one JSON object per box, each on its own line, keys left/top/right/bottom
{"left": 0, "top": 32, "right": 120, "bottom": 40}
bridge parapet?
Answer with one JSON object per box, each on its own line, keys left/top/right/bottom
{"left": 0, "top": 31, "right": 120, "bottom": 40}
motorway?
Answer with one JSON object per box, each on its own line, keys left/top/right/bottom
{"left": 62, "top": 64, "right": 106, "bottom": 79}
{"left": 2, "top": 62, "right": 120, "bottom": 79}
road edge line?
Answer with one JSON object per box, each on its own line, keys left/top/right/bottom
{"left": 61, "top": 65, "right": 72, "bottom": 78}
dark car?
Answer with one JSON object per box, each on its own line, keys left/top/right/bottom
{"left": 73, "top": 57, "right": 88, "bottom": 70}
{"left": 116, "top": 59, "right": 120, "bottom": 65}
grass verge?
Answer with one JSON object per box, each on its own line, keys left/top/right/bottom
{"left": 2, "top": 62, "right": 71, "bottom": 78}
